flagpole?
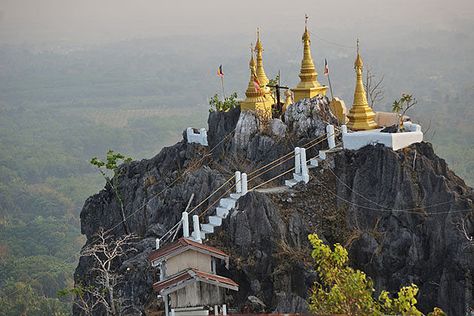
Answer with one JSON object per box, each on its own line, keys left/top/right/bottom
{"left": 324, "top": 59, "right": 334, "bottom": 100}
{"left": 327, "top": 73, "right": 334, "bottom": 100}
{"left": 220, "top": 76, "right": 226, "bottom": 101}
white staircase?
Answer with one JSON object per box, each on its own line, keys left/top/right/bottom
{"left": 200, "top": 171, "right": 247, "bottom": 240}
{"left": 285, "top": 125, "right": 339, "bottom": 188}
{"left": 183, "top": 125, "right": 341, "bottom": 241}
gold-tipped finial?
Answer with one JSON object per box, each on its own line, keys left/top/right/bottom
{"left": 254, "top": 28, "right": 269, "bottom": 88}
{"left": 292, "top": 15, "right": 327, "bottom": 102}
{"left": 249, "top": 43, "right": 256, "bottom": 69}
{"left": 346, "top": 40, "right": 378, "bottom": 130}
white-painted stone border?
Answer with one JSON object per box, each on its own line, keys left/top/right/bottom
{"left": 186, "top": 127, "right": 208, "bottom": 146}
{"left": 341, "top": 123, "right": 423, "bottom": 151}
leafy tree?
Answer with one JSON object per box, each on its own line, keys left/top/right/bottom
{"left": 308, "top": 233, "right": 445, "bottom": 316}
{"left": 209, "top": 92, "right": 238, "bottom": 112}
{"left": 267, "top": 73, "right": 280, "bottom": 87}
{"left": 0, "top": 281, "right": 69, "bottom": 316}
{"left": 90, "top": 150, "right": 132, "bottom": 234}
{"left": 392, "top": 93, "right": 418, "bottom": 131}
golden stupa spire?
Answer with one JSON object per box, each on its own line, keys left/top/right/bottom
{"left": 346, "top": 39, "right": 378, "bottom": 130}
{"left": 240, "top": 44, "right": 272, "bottom": 118}
{"left": 254, "top": 28, "right": 270, "bottom": 89}
{"left": 292, "top": 15, "right": 327, "bottom": 102}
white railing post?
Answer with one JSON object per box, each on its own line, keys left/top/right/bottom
{"left": 214, "top": 305, "right": 219, "bottom": 315}
{"left": 186, "top": 127, "right": 193, "bottom": 143}
{"left": 341, "top": 124, "right": 348, "bottom": 134}
{"left": 326, "top": 125, "right": 336, "bottom": 149}
{"left": 241, "top": 173, "right": 248, "bottom": 195}
{"left": 200, "top": 128, "right": 208, "bottom": 146}
{"left": 294, "top": 147, "right": 301, "bottom": 174}
{"left": 182, "top": 211, "right": 190, "bottom": 238}
{"left": 155, "top": 238, "right": 160, "bottom": 250}
{"left": 235, "top": 171, "right": 242, "bottom": 194}
{"left": 341, "top": 125, "right": 348, "bottom": 149}
{"left": 300, "top": 148, "right": 309, "bottom": 183}
{"left": 192, "top": 215, "right": 202, "bottom": 243}
{"left": 222, "top": 304, "right": 227, "bottom": 315}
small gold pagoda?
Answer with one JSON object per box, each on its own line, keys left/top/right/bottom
{"left": 292, "top": 17, "right": 327, "bottom": 102}
{"left": 346, "top": 41, "right": 378, "bottom": 130}
{"left": 240, "top": 48, "right": 272, "bottom": 119}
{"left": 254, "top": 29, "right": 275, "bottom": 108}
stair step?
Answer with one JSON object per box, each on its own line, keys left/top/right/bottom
{"left": 229, "top": 193, "right": 241, "bottom": 200}
{"left": 219, "top": 197, "right": 237, "bottom": 209}
{"left": 319, "top": 150, "right": 327, "bottom": 160}
{"left": 191, "top": 231, "right": 203, "bottom": 242}
{"left": 201, "top": 223, "right": 214, "bottom": 234}
{"left": 216, "top": 207, "right": 229, "bottom": 218}
{"left": 309, "top": 158, "right": 320, "bottom": 167}
{"left": 285, "top": 179, "right": 298, "bottom": 188}
{"left": 209, "top": 216, "right": 222, "bottom": 226}
{"left": 293, "top": 173, "right": 303, "bottom": 182}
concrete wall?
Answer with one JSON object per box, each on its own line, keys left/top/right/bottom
{"left": 186, "top": 127, "right": 208, "bottom": 146}
{"left": 170, "top": 282, "right": 225, "bottom": 308}
{"left": 342, "top": 123, "right": 423, "bottom": 151}
{"left": 166, "top": 250, "right": 212, "bottom": 276}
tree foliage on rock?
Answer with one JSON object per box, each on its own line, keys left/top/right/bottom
{"left": 308, "top": 233, "right": 445, "bottom": 316}
{"left": 209, "top": 92, "right": 238, "bottom": 112}
{"left": 90, "top": 150, "right": 132, "bottom": 234}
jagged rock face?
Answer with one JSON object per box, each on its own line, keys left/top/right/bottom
{"left": 284, "top": 96, "right": 339, "bottom": 137}
{"left": 333, "top": 143, "right": 474, "bottom": 315}
{"left": 74, "top": 104, "right": 473, "bottom": 315}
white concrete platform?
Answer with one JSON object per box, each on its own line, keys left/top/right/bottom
{"left": 342, "top": 122, "right": 423, "bottom": 151}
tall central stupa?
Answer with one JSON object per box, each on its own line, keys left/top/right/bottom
{"left": 292, "top": 17, "right": 327, "bottom": 102}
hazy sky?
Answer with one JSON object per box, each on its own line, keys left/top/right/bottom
{"left": 1, "top": 0, "right": 473, "bottom": 44}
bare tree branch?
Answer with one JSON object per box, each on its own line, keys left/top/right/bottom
{"left": 364, "top": 66, "right": 385, "bottom": 109}
{"left": 74, "top": 228, "right": 138, "bottom": 316}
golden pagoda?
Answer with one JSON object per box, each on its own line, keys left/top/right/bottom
{"left": 254, "top": 29, "right": 275, "bottom": 108}
{"left": 240, "top": 47, "right": 273, "bottom": 119}
{"left": 292, "top": 16, "right": 327, "bottom": 102}
{"left": 346, "top": 40, "right": 378, "bottom": 130}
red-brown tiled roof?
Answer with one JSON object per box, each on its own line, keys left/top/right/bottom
{"left": 193, "top": 269, "right": 239, "bottom": 288}
{"left": 152, "top": 268, "right": 239, "bottom": 293}
{"left": 152, "top": 269, "right": 191, "bottom": 292}
{"left": 148, "top": 237, "right": 228, "bottom": 263}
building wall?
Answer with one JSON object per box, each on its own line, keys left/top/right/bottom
{"left": 166, "top": 250, "right": 212, "bottom": 276}
{"left": 170, "top": 282, "right": 225, "bottom": 308}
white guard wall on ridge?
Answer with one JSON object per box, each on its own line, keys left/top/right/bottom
{"left": 342, "top": 122, "right": 423, "bottom": 151}
{"left": 186, "top": 128, "right": 208, "bottom": 146}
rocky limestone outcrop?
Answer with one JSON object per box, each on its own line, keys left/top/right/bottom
{"left": 74, "top": 97, "right": 473, "bottom": 315}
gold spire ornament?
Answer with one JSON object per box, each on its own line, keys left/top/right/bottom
{"left": 254, "top": 28, "right": 270, "bottom": 90}
{"left": 292, "top": 15, "right": 327, "bottom": 102}
{"left": 240, "top": 45, "right": 273, "bottom": 119}
{"left": 346, "top": 40, "right": 378, "bottom": 130}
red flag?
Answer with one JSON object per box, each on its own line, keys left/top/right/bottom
{"left": 253, "top": 75, "right": 260, "bottom": 91}
{"left": 324, "top": 59, "right": 329, "bottom": 76}
{"left": 217, "top": 65, "right": 224, "bottom": 77}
